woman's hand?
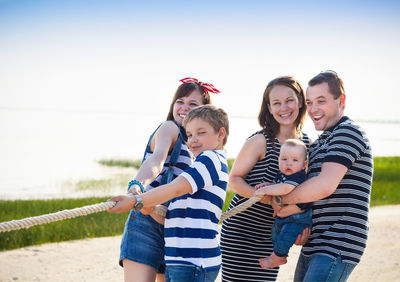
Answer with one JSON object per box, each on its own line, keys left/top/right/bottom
{"left": 254, "top": 183, "right": 272, "bottom": 204}
{"left": 255, "top": 182, "right": 272, "bottom": 190}
{"left": 254, "top": 183, "right": 272, "bottom": 197}
{"left": 270, "top": 196, "right": 281, "bottom": 217}
{"left": 108, "top": 195, "right": 135, "bottom": 214}
{"left": 294, "top": 227, "right": 311, "bottom": 245}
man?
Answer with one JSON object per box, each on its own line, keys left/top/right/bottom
{"left": 281, "top": 71, "right": 373, "bottom": 281}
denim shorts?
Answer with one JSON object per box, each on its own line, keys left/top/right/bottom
{"left": 272, "top": 209, "right": 312, "bottom": 256}
{"left": 119, "top": 210, "right": 165, "bottom": 274}
{"left": 165, "top": 265, "right": 220, "bottom": 282}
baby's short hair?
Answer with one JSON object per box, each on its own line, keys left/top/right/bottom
{"left": 183, "top": 105, "right": 229, "bottom": 146}
{"left": 282, "top": 139, "right": 308, "bottom": 160}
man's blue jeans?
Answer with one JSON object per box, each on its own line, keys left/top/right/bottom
{"left": 165, "top": 265, "right": 220, "bottom": 282}
{"left": 294, "top": 252, "right": 356, "bottom": 282}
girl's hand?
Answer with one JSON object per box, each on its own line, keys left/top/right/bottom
{"left": 140, "top": 206, "right": 155, "bottom": 215}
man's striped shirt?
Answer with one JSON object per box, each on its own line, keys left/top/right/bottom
{"left": 303, "top": 116, "right": 373, "bottom": 265}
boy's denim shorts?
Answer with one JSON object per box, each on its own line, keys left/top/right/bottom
{"left": 119, "top": 210, "right": 165, "bottom": 274}
{"left": 165, "top": 265, "right": 220, "bottom": 282}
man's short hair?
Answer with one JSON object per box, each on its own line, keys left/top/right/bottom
{"left": 308, "top": 70, "right": 345, "bottom": 99}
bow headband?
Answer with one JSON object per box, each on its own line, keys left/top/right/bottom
{"left": 179, "top": 77, "right": 220, "bottom": 94}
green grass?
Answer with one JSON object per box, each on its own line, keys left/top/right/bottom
{"left": 0, "top": 156, "right": 398, "bottom": 251}
{"left": 0, "top": 197, "right": 127, "bottom": 251}
{"left": 370, "top": 156, "right": 400, "bottom": 206}
{"left": 98, "top": 158, "right": 141, "bottom": 169}
{"left": 98, "top": 157, "right": 235, "bottom": 171}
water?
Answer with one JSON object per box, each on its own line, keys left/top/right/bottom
{"left": 0, "top": 109, "right": 399, "bottom": 199}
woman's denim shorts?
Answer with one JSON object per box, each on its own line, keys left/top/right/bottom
{"left": 119, "top": 210, "right": 165, "bottom": 274}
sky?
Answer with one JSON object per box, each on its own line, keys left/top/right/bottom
{"left": 1, "top": 0, "right": 400, "bottom": 122}
{"left": 0, "top": 0, "right": 400, "bottom": 198}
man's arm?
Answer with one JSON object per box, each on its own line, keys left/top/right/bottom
{"left": 282, "top": 162, "right": 348, "bottom": 205}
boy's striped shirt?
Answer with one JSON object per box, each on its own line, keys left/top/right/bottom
{"left": 164, "top": 150, "right": 228, "bottom": 271}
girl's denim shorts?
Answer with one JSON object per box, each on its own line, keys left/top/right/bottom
{"left": 119, "top": 210, "right": 165, "bottom": 274}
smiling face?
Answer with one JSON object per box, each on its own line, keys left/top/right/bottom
{"left": 185, "top": 117, "right": 224, "bottom": 157}
{"left": 267, "top": 85, "right": 301, "bottom": 127}
{"left": 172, "top": 90, "right": 204, "bottom": 125}
{"left": 306, "top": 82, "right": 345, "bottom": 131}
{"left": 279, "top": 144, "right": 307, "bottom": 175}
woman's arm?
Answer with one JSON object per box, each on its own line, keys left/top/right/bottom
{"left": 229, "top": 134, "right": 270, "bottom": 203}
{"left": 255, "top": 182, "right": 296, "bottom": 196}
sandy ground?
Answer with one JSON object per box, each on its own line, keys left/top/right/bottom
{"left": 1, "top": 205, "right": 399, "bottom": 282}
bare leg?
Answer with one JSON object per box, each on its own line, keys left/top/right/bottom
{"left": 156, "top": 273, "right": 165, "bottom": 282}
{"left": 122, "top": 259, "right": 157, "bottom": 282}
{"left": 258, "top": 252, "right": 287, "bottom": 269}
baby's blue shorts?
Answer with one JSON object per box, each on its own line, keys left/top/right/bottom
{"left": 119, "top": 210, "right": 165, "bottom": 274}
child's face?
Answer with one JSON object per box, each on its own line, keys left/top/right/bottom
{"left": 278, "top": 145, "right": 307, "bottom": 176}
{"left": 185, "top": 118, "right": 224, "bottom": 157}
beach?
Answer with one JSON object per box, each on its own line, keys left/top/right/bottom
{"left": 1, "top": 204, "right": 399, "bottom": 282}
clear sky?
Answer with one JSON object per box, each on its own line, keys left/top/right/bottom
{"left": 1, "top": 0, "right": 400, "bottom": 198}
{"left": 1, "top": 0, "right": 400, "bottom": 121}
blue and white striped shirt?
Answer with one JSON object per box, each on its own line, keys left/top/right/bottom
{"left": 143, "top": 121, "right": 193, "bottom": 192}
{"left": 164, "top": 150, "right": 228, "bottom": 271}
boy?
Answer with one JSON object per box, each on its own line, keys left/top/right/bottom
{"left": 255, "top": 139, "right": 311, "bottom": 269}
{"left": 109, "top": 105, "right": 229, "bottom": 282}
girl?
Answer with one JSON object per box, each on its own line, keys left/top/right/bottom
{"left": 120, "top": 78, "right": 219, "bottom": 282}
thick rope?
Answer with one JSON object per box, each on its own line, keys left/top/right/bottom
{"left": 0, "top": 196, "right": 260, "bottom": 233}
{"left": 0, "top": 201, "right": 167, "bottom": 233}
{"left": 219, "top": 196, "right": 262, "bottom": 223}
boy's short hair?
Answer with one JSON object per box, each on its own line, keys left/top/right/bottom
{"left": 183, "top": 105, "right": 229, "bottom": 146}
{"left": 281, "top": 139, "right": 308, "bottom": 160}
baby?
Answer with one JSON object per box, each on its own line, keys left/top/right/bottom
{"left": 255, "top": 139, "right": 312, "bottom": 269}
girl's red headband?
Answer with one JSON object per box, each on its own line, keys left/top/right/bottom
{"left": 179, "top": 77, "right": 220, "bottom": 94}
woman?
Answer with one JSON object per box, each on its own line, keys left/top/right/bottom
{"left": 120, "top": 78, "right": 219, "bottom": 282}
{"left": 220, "top": 76, "right": 309, "bottom": 281}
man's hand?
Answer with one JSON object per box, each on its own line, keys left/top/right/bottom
{"left": 294, "top": 227, "right": 311, "bottom": 245}
{"left": 108, "top": 195, "right": 135, "bottom": 214}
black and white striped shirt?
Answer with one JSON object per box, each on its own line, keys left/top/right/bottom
{"left": 220, "top": 132, "right": 310, "bottom": 281}
{"left": 303, "top": 116, "right": 373, "bottom": 265}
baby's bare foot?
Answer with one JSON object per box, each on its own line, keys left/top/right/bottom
{"left": 258, "top": 253, "right": 287, "bottom": 269}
